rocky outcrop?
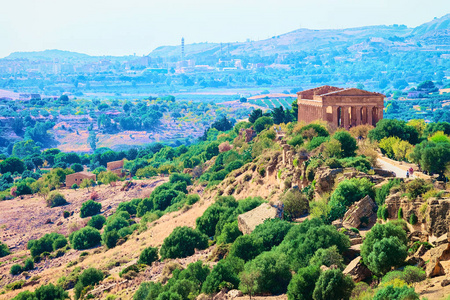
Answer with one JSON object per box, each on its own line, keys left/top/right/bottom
{"left": 384, "top": 192, "right": 425, "bottom": 223}
{"left": 343, "top": 195, "right": 377, "bottom": 228}
{"left": 427, "top": 198, "right": 450, "bottom": 238}
{"left": 343, "top": 256, "right": 372, "bottom": 282}
{"left": 426, "top": 243, "right": 450, "bottom": 278}
{"left": 314, "top": 167, "right": 345, "bottom": 194}
{"left": 238, "top": 203, "right": 277, "bottom": 235}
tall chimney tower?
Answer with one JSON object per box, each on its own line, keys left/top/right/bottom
{"left": 181, "top": 37, "right": 185, "bottom": 60}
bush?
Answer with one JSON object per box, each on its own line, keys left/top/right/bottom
{"left": 288, "top": 135, "right": 304, "bottom": 147}
{"left": 253, "top": 116, "right": 273, "bottom": 133}
{"left": 405, "top": 178, "right": 432, "bottom": 201}
{"left": 0, "top": 241, "right": 10, "bottom": 257}
{"left": 74, "top": 268, "right": 104, "bottom": 300}
{"left": 63, "top": 211, "right": 70, "bottom": 218}
{"left": 216, "top": 221, "right": 242, "bottom": 244}
{"left": 28, "top": 232, "right": 67, "bottom": 257}
{"left": 13, "top": 283, "right": 68, "bottom": 300}
{"left": 80, "top": 200, "right": 102, "bottom": 218}
{"left": 169, "top": 173, "right": 192, "bottom": 185}
{"left": 103, "top": 230, "right": 119, "bottom": 249}
{"left": 23, "top": 258, "right": 34, "bottom": 271}
{"left": 229, "top": 235, "right": 263, "bottom": 262}
{"left": 309, "top": 245, "right": 344, "bottom": 269}
{"left": 281, "top": 189, "right": 308, "bottom": 220}
{"left": 287, "top": 264, "right": 321, "bottom": 300}
{"left": 241, "top": 251, "right": 291, "bottom": 295}
{"left": 10, "top": 264, "right": 23, "bottom": 275}
{"left": 133, "top": 282, "right": 163, "bottom": 300}
{"left": 382, "top": 266, "right": 426, "bottom": 285}
{"left": 398, "top": 207, "right": 403, "bottom": 219}
{"left": 373, "top": 285, "right": 419, "bottom": 300}
{"left": 202, "top": 258, "right": 242, "bottom": 294}
{"left": 251, "top": 219, "right": 293, "bottom": 251}
{"left": 15, "top": 182, "right": 33, "bottom": 196}
{"left": 307, "top": 136, "right": 329, "bottom": 151}
{"left": 70, "top": 226, "right": 101, "bottom": 250}
{"left": 139, "top": 247, "right": 159, "bottom": 265}
{"left": 409, "top": 213, "right": 418, "bottom": 225}
{"left": 361, "top": 223, "right": 408, "bottom": 275}
{"left": 332, "top": 130, "right": 357, "bottom": 157}
{"left": 88, "top": 215, "right": 106, "bottom": 230}
{"left": 312, "top": 269, "right": 354, "bottom": 300}
{"left": 328, "top": 177, "right": 374, "bottom": 221}
{"left": 47, "top": 191, "right": 67, "bottom": 207}
{"left": 276, "top": 218, "right": 350, "bottom": 271}
{"left": 160, "top": 226, "right": 209, "bottom": 259}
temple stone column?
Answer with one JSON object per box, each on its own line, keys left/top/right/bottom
{"left": 377, "top": 106, "right": 383, "bottom": 123}
{"left": 368, "top": 106, "right": 373, "bottom": 126}
{"left": 356, "top": 106, "right": 362, "bottom": 126}
{"left": 332, "top": 106, "right": 338, "bottom": 127}
{"left": 343, "top": 106, "right": 349, "bottom": 129}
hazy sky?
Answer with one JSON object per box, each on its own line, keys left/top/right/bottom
{"left": 0, "top": 0, "right": 449, "bottom": 58}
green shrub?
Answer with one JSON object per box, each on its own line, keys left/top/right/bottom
{"left": 406, "top": 178, "right": 432, "bottom": 201}
{"left": 382, "top": 266, "right": 426, "bottom": 285}
{"left": 160, "top": 226, "right": 208, "bottom": 259}
{"left": 70, "top": 226, "right": 101, "bottom": 250}
{"left": 251, "top": 219, "right": 293, "bottom": 251}
{"left": 328, "top": 177, "right": 374, "bottom": 221}
{"left": 74, "top": 268, "right": 104, "bottom": 300}
{"left": 202, "top": 258, "right": 242, "bottom": 294}
{"left": 288, "top": 135, "right": 304, "bottom": 147}
{"left": 312, "top": 269, "right": 354, "bottom": 300}
{"left": 28, "top": 232, "right": 67, "bottom": 257}
{"left": 229, "top": 235, "right": 263, "bottom": 262}
{"left": 375, "top": 179, "right": 402, "bottom": 205}
{"left": 80, "top": 200, "right": 102, "bottom": 218}
{"left": 287, "top": 264, "right": 321, "bottom": 300}
{"left": 119, "top": 264, "right": 139, "bottom": 278}
{"left": 216, "top": 221, "right": 242, "bottom": 244}
{"left": 409, "top": 213, "right": 418, "bottom": 225}
{"left": 373, "top": 285, "right": 419, "bottom": 300}
{"left": 7, "top": 280, "right": 25, "bottom": 291}
{"left": 63, "top": 211, "right": 70, "bottom": 218}
{"left": 10, "top": 264, "right": 23, "bottom": 275}
{"left": 309, "top": 245, "right": 344, "bottom": 269}
{"left": 47, "top": 191, "right": 67, "bottom": 207}
{"left": 169, "top": 173, "right": 192, "bottom": 185}
{"left": 23, "top": 258, "right": 34, "bottom": 271}
{"left": 361, "top": 223, "right": 408, "bottom": 275}
{"left": 88, "top": 215, "right": 106, "bottom": 230}
{"left": 398, "top": 207, "right": 403, "bottom": 219}
{"left": 307, "top": 136, "right": 329, "bottom": 151}
{"left": 0, "top": 241, "right": 10, "bottom": 257}
{"left": 139, "top": 247, "right": 158, "bottom": 266}
{"left": 104, "top": 230, "right": 119, "bottom": 249}
{"left": 240, "top": 251, "right": 291, "bottom": 295}
{"left": 71, "top": 184, "right": 78, "bottom": 189}
{"left": 325, "top": 157, "right": 342, "bottom": 168}
{"left": 133, "top": 282, "right": 163, "bottom": 300}
{"left": 281, "top": 189, "right": 308, "bottom": 220}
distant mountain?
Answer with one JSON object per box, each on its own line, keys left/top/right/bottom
{"left": 4, "top": 49, "right": 134, "bottom": 62}
{"left": 411, "top": 13, "right": 450, "bottom": 36}
{"left": 148, "top": 14, "right": 450, "bottom": 59}
{"left": 5, "top": 49, "right": 91, "bottom": 61}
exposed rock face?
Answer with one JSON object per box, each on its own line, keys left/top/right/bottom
{"left": 426, "top": 243, "right": 450, "bottom": 278}
{"left": 427, "top": 198, "right": 450, "bottom": 238}
{"left": 227, "top": 290, "right": 243, "bottom": 298}
{"left": 314, "top": 167, "right": 344, "bottom": 195}
{"left": 238, "top": 203, "right": 277, "bottom": 235}
{"left": 343, "top": 195, "right": 377, "bottom": 228}
{"left": 384, "top": 192, "right": 424, "bottom": 223}
{"left": 343, "top": 256, "right": 372, "bottom": 282}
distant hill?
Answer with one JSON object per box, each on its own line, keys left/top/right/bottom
{"left": 4, "top": 49, "right": 134, "bottom": 62}
{"left": 411, "top": 13, "right": 450, "bottom": 36}
{"left": 148, "top": 14, "right": 450, "bottom": 59}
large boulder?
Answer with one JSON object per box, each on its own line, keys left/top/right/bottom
{"left": 343, "top": 195, "right": 377, "bottom": 229}
{"left": 425, "top": 243, "right": 450, "bottom": 278}
{"left": 237, "top": 203, "right": 277, "bottom": 235}
{"left": 427, "top": 198, "right": 450, "bottom": 238}
{"left": 343, "top": 256, "right": 372, "bottom": 282}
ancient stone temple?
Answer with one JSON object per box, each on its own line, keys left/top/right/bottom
{"left": 297, "top": 86, "right": 385, "bottom": 129}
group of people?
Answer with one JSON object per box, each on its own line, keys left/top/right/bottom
{"left": 406, "top": 167, "right": 414, "bottom": 178}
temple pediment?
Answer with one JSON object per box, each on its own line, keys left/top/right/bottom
{"left": 321, "top": 88, "right": 384, "bottom": 97}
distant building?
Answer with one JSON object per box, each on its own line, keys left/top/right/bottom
{"left": 297, "top": 85, "right": 385, "bottom": 129}
{"left": 107, "top": 160, "right": 125, "bottom": 177}
{"left": 66, "top": 172, "right": 96, "bottom": 187}
{"left": 439, "top": 88, "right": 450, "bottom": 95}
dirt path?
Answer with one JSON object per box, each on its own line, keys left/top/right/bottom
{"left": 377, "top": 156, "right": 430, "bottom": 180}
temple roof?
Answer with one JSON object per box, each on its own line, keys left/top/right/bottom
{"left": 297, "top": 86, "right": 343, "bottom": 99}
{"left": 297, "top": 86, "right": 384, "bottom": 99}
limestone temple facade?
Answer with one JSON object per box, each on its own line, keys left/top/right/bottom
{"left": 297, "top": 86, "right": 385, "bottom": 129}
